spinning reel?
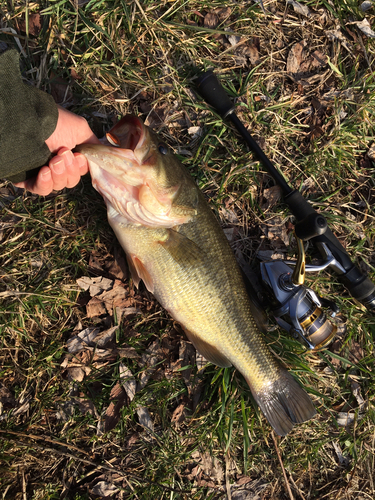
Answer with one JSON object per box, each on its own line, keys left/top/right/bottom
{"left": 260, "top": 235, "right": 339, "bottom": 351}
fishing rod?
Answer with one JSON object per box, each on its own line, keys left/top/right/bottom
{"left": 196, "top": 70, "right": 375, "bottom": 346}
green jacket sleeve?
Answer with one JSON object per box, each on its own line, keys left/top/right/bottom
{"left": 0, "top": 49, "right": 58, "bottom": 183}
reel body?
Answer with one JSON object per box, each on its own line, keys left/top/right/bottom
{"left": 260, "top": 260, "right": 338, "bottom": 350}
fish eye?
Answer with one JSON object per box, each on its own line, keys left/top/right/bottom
{"left": 158, "top": 143, "right": 168, "bottom": 155}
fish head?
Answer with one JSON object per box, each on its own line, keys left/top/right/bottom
{"left": 76, "top": 115, "right": 197, "bottom": 227}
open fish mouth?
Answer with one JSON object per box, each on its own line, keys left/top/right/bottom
{"left": 104, "top": 115, "right": 146, "bottom": 154}
{"left": 76, "top": 116, "right": 192, "bottom": 228}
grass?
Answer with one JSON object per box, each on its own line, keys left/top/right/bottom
{"left": 1, "top": 0, "right": 375, "bottom": 498}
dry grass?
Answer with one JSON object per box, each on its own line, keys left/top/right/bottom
{"left": 1, "top": 0, "right": 375, "bottom": 499}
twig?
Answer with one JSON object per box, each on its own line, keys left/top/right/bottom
{"left": 271, "top": 432, "right": 295, "bottom": 500}
{"left": 225, "top": 450, "right": 232, "bottom": 500}
{"left": 0, "top": 429, "right": 90, "bottom": 456}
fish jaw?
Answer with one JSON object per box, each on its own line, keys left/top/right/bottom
{"left": 76, "top": 117, "right": 197, "bottom": 228}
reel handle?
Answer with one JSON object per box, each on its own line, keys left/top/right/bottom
{"left": 285, "top": 190, "right": 375, "bottom": 310}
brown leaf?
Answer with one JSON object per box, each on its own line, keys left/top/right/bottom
{"left": 119, "top": 363, "right": 137, "bottom": 401}
{"left": 116, "top": 346, "right": 140, "bottom": 359}
{"left": 18, "top": 13, "right": 42, "bottom": 36}
{"left": 260, "top": 216, "right": 289, "bottom": 247}
{"left": 105, "top": 245, "right": 128, "bottom": 281}
{"left": 287, "top": 41, "right": 306, "bottom": 74}
{"left": 138, "top": 340, "right": 164, "bottom": 389}
{"left": 76, "top": 276, "right": 113, "bottom": 297}
{"left": 348, "top": 341, "right": 364, "bottom": 364}
{"left": 200, "top": 452, "right": 224, "bottom": 483}
{"left": 213, "top": 6, "right": 231, "bottom": 20}
{"left": 91, "top": 482, "right": 119, "bottom": 497}
{"left": 171, "top": 404, "right": 186, "bottom": 426}
{"left": 86, "top": 296, "right": 107, "bottom": 317}
{"left": 74, "top": 397, "right": 99, "bottom": 417}
{"left": 241, "top": 43, "right": 260, "bottom": 65}
{"left": 88, "top": 250, "right": 104, "bottom": 271}
{"left": 104, "top": 390, "right": 127, "bottom": 432}
{"left": 310, "top": 50, "right": 328, "bottom": 68}
{"left": 262, "top": 185, "right": 283, "bottom": 209}
{"left": 136, "top": 406, "right": 154, "bottom": 433}
{"left": 67, "top": 367, "right": 87, "bottom": 382}
{"left": 99, "top": 286, "right": 128, "bottom": 315}
{"left": 204, "top": 12, "right": 218, "bottom": 29}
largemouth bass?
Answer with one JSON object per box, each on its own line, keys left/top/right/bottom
{"left": 77, "top": 115, "right": 316, "bottom": 436}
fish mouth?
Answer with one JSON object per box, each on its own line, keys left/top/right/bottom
{"left": 106, "top": 115, "right": 147, "bottom": 158}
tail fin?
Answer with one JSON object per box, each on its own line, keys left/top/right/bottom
{"left": 249, "top": 369, "right": 316, "bottom": 436}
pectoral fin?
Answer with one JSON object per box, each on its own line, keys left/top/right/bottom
{"left": 127, "top": 254, "right": 154, "bottom": 293}
{"left": 158, "top": 229, "right": 203, "bottom": 267}
{"left": 182, "top": 327, "right": 232, "bottom": 368}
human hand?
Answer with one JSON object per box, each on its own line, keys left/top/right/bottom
{"left": 15, "top": 105, "right": 100, "bottom": 195}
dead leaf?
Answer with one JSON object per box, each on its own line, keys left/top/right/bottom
{"left": 348, "top": 341, "right": 364, "bottom": 364}
{"left": 18, "top": 13, "right": 42, "bottom": 36}
{"left": 117, "top": 346, "right": 140, "bottom": 359}
{"left": 171, "top": 404, "right": 186, "bottom": 426}
{"left": 332, "top": 441, "right": 350, "bottom": 466}
{"left": 104, "top": 383, "right": 127, "bottom": 432}
{"left": 99, "top": 286, "right": 128, "bottom": 315}
{"left": 310, "top": 50, "right": 328, "bottom": 68}
{"left": 350, "top": 379, "right": 366, "bottom": 408}
{"left": 230, "top": 478, "right": 269, "bottom": 500}
{"left": 76, "top": 276, "right": 114, "bottom": 296}
{"left": 360, "top": 1, "right": 373, "bottom": 12}
{"left": 119, "top": 363, "right": 137, "bottom": 401}
{"left": 138, "top": 340, "right": 163, "bottom": 389}
{"left": 325, "top": 29, "right": 352, "bottom": 52}
{"left": 241, "top": 43, "right": 260, "bottom": 65}
{"left": 226, "top": 32, "right": 241, "bottom": 46}
{"left": 262, "top": 185, "right": 282, "bottom": 209}
{"left": 348, "top": 18, "right": 375, "bottom": 38}
{"left": 136, "top": 406, "right": 154, "bottom": 433}
{"left": 204, "top": 12, "right": 218, "bottom": 29}
{"left": 106, "top": 245, "right": 129, "bottom": 281}
{"left": 91, "top": 481, "right": 119, "bottom": 497}
{"left": 287, "top": 0, "right": 311, "bottom": 17}
{"left": 86, "top": 296, "right": 107, "bottom": 317}
{"left": 213, "top": 6, "right": 231, "bottom": 21}
{"left": 200, "top": 452, "right": 224, "bottom": 483}
{"left": 287, "top": 41, "right": 306, "bottom": 74}
{"left": 260, "top": 216, "right": 289, "bottom": 247}
{"left": 67, "top": 367, "right": 87, "bottom": 382}
{"left": 74, "top": 397, "right": 99, "bottom": 417}
{"left": 367, "top": 144, "right": 375, "bottom": 160}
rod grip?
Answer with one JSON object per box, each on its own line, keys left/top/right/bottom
{"left": 196, "top": 71, "right": 235, "bottom": 117}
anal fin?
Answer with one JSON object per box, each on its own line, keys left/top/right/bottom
{"left": 182, "top": 327, "right": 232, "bottom": 368}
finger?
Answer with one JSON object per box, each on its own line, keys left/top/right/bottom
{"left": 14, "top": 166, "right": 54, "bottom": 196}
{"left": 50, "top": 154, "right": 68, "bottom": 191}
{"left": 74, "top": 152, "right": 89, "bottom": 176}
{"left": 59, "top": 149, "right": 80, "bottom": 189}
